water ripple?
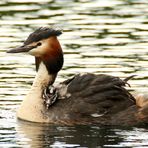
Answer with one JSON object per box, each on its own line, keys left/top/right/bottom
{"left": 0, "top": 0, "right": 148, "bottom": 147}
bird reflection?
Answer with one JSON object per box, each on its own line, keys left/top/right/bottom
{"left": 16, "top": 120, "right": 127, "bottom": 147}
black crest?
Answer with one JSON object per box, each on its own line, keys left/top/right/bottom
{"left": 24, "top": 27, "right": 62, "bottom": 45}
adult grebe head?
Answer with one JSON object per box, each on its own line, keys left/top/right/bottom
{"left": 7, "top": 27, "right": 64, "bottom": 75}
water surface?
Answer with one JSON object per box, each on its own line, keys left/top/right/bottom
{"left": 0, "top": 0, "right": 148, "bottom": 147}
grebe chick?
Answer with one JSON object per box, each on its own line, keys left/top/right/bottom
{"left": 7, "top": 27, "right": 148, "bottom": 126}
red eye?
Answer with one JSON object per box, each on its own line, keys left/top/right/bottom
{"left": 37, "top": 42, "right": 42, "bottom": 46}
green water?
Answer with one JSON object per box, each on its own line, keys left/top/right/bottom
{"left": 0, "top": 0, "right": 148, "bottom": 147}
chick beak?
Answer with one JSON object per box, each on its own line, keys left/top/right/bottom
{"left": 7, "top": 45, "right": 35, "bottom": 53}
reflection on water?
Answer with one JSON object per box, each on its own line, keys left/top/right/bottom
{"left": 15, "top": 121, "right": 148, "bottom": 147}
{"left": 0, "top": 0, "right": 148, "bottom": 147}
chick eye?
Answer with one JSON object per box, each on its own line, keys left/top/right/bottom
{"left": 37, "top": 42, "right": 42, "bottom": 46}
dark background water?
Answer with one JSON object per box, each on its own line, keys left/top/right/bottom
{"left": 0, "top": 0, "right": 148, "bottom": 147}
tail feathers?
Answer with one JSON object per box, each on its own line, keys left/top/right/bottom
{"left": 123, "top": 75, "right": 136, "bottom": 87}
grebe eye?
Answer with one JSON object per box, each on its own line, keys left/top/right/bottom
{"left": 37, "top": 42, "right": 42, "bottom": 46}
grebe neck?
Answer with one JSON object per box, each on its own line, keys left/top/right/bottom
{"left": 17, "top": 61, "right": 57, "bottom": 122}
{"left": 32, "top": 61, "right": 57, "bottom": 90}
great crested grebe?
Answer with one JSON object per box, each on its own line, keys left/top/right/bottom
{"left": 7, "top": 27, "right": 148, "bottom": 125}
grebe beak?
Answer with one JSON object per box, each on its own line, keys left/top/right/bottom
{"left": 7, "top": 45, "right": 36, "bottom": 53}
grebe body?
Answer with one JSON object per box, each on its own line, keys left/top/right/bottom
{"left": 7, "top": 27, "right": 148, "bottom": 125}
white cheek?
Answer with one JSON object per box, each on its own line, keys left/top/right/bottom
{"left": 29, "top": 47, "right": 43, "bottom": 56}
{"left": 28, "top": 41, "right": 50, "bottom": 57}
{"left": 29, "top": 45, "right": 48, "bottom": 57}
